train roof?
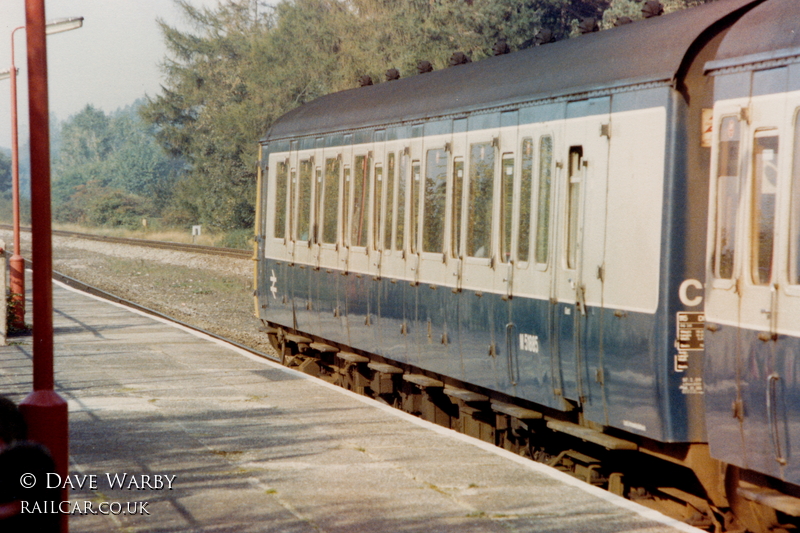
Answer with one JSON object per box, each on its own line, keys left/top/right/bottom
{"left": 262, "top": 0, "right": 760, "bottom": 143}
{"left": 706, "top": 0, "right": 799, "bottom": 73}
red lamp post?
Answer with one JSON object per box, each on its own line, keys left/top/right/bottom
{"left": 8, "top": 25, "right": 26, "bottom": 331}
{"left": 14, "top": 4, "right": 83, "bottom": 532}
{"left": 4, "top": 16, "right": 84, "bottom": 332}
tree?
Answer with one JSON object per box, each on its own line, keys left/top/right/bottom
{"left": 0, "top": 150, "right": 11, "bottom": 197}
{"left": 143, "top": 0, "right": 713, "bottom": 231}
{"left": 601, "top": 0, "right": 707, "bottom": 28}
{"left": 142, "top": 1, "right": 274, "bottom": 230}
{"left": 52, "top": 102, "right": 181, "bottom": 226}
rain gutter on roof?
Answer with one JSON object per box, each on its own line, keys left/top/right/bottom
{"left": 705, "top": 45, "right": 800, "bottom": 75}
{"left": 265, "top": 77, "right": 676, "bottom": 144}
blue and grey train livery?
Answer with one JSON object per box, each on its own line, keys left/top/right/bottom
{"left": 253, "top": 0, "right": 800, "bottom": 530}
{"left": 702, "top": 0, "right": 800, "bottom": 526}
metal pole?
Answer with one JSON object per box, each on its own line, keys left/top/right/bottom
{"left": 18, "top": 1, "right": 69, "bottom": 531}
{"left": 9, "top": 26, "right": 25, "bottom": 331}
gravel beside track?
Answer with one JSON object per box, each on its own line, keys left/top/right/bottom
{"left": 1, "top": 230, "right": 278, "bottom": 358}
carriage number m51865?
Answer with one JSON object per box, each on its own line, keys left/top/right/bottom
{"left": 519, "top": 334, "right": 540, "bottom": 353}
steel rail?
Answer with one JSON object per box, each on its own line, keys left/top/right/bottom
{"left": 0, "top": 224, "right": 253, "bottom": 259}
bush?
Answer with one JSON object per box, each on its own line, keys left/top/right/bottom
{"left": 216, "top": 228, "right": 254, "bottom": 249}
{"left": 82, "top": 187, "right": 153, "bottom": 228}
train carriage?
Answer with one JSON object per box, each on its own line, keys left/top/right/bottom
{"left": 253, "top": 0, "right": 800, "bottom": 529}
{"left": 702, "top": 0, "right": 800, "bottom": 521}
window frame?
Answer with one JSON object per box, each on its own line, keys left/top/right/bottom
{"left": 271, "top": 156, "right": 290, "bottom": 242}
{"left": 296, "top": 157, "right": 314, "bottom": 244}
{"left": 464, "top": 138, "right": 497, "bottom": 264}
{"left": 500, "top": 151, "right": 515, "bottom": 264}
{"left": 373, "top": 162, "right": 384, "bottom": 252}
{"left": 564, "top": 145, "right": 584, "bottom": 271}
{"left": 710, "top": 113, "right": 744, "bottom": 289}
{"left": 320, "top": 155, "right": 341, "bottom": 248}
{"left": 749, "top": 128, "right": 779, "bottom": 287}
{"left": 787, "top": 108, "right": 800, "bottom": 292}
{"left": 534, "top": 134, "right": 555, "bottom": 272}
{"left": 422, "top": 147, "right": 449, "bottom": 256}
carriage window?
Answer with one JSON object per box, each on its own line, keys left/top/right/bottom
{"left": 714, "top": 116, "right": 741, "bottom": 279}
{"left": 322, "top": 158, "right": 339, "bottom": 244}
{"left": 374, "top": 164, "right": 383, "bottom": 250}
{"left": 289, "top": 168, "right": 297, "bottom": 241}
{"left": 518, "top": 139, "right": 533, "bottom": 262}
{"left": 384, "top": 153, "right": 395, "bottom": 251}
{"left": 536, "top": 136, "right": 554, "bottom": 265}
{"left": 424, "top": 149, "right": 447, "bottom": 254}
{"left": 396, "top": 153, "right": 407, "bottom": 251}
{"left": 468, "top": 142, "right": 495, "bottom": 258}
{"left": 313, "top": 167, "right": 322, "bottom": 243}
{"left": 410, "top": 161, "right": 421, "bottom": 253}
{"left": 342, "top": 166, "right": 351, "bottom": 245}
{"left": 790, "top": 112, "right": 800, "bottom": 285}
{"left": 451, "top": 158, "right": 464, "bottom": 258}
{"left": 297, "top": 159, "right": 313, "bottom": 242}
{"left": 352, "top": 155, "right": 371, "bottom": 247}
{"left": 566, "top": 146, "right": 583, "bottom": 270}
{"left": 501, "top": 154, "right": 515, "bottom": 263}
{"left": 751, "top": 130, "right": 778, "bottom": 286}
{"left": 274, "top": 160, "right": 288, "bottom": 239}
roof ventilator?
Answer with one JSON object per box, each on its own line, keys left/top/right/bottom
{"left": 493, "top": 38, "right": 510, "bottom": 56}
{"left": 534, "top": 28, "right": 555, "bottom": 46}
{"left": 642, "top": 0, "right": 664, "bottom": 18}
{"left": 416, "top": 60, "right": 433, "bottom": 74}
{"left": 448, "top": 51, "right": 471, "bottom": 67}
{"left": 578, "top": 18, "right": 599, "bottom": 34}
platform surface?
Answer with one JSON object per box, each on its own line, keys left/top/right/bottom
{"left": 0, "top": 281, "right": 703, "bottom": 533}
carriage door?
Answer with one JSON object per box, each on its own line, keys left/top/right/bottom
{"left": 741, "top": 106, "right": 783, "bottom": 478}
{"left": 713, "top": 71, "right": 787, "bottom": 478}
{"left": 552, "top": 97, "right": 610, "bottom": 407}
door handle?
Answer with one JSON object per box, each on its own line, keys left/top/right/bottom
{"left": 506, "top": 323, "right": 517, "bottom": 386}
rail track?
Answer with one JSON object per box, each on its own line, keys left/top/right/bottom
{"left": 0, "top": 224, "right": 253, "bottom": 259}
{"left": 0, "top": 223, "right": 729, "bottom": 530}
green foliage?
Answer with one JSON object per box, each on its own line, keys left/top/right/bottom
{"left": 0, "top": 150, "right": 10, "bottom": 197}
{"left": 216, "top": 228, "right": 255, "bottom": 249}
{"left": 141, "top": 0, "right": 709, "bottom": 232}
{"left": 52, "top": 102, "right": 182, "bottom": 227}
{"left": 601, "top": 0, "right": 707, "bottom": 28}
{"left": 56, "top": 181, "right": 153, "bottom": 228}
{"left": 141, "top": 1, "right": 273, "bottom": 231}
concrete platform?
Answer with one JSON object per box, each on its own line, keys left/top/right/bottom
{"left": 0, "top": 280, "right": 704, "bottom": 533}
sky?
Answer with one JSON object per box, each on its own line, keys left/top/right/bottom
{"left": 0, "top": 0, "right": 221, "bottom": 149}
